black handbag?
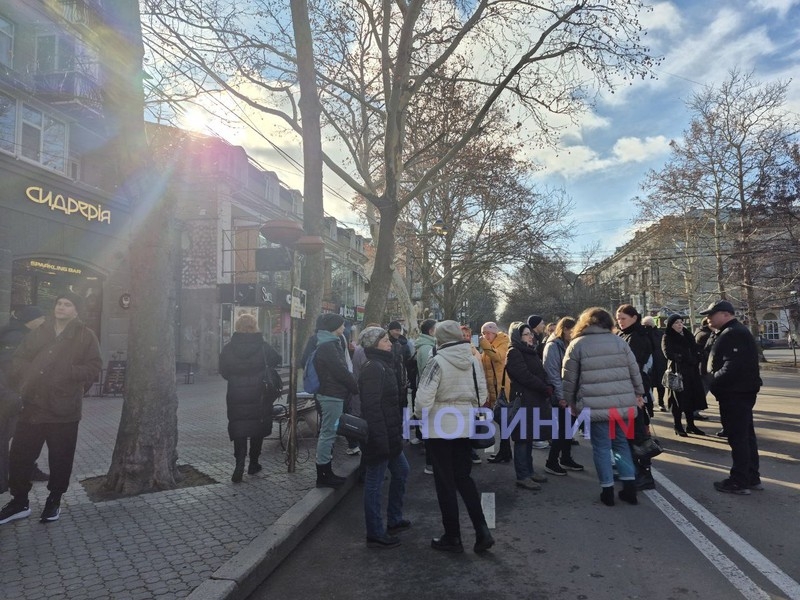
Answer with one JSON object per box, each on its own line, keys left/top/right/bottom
{"left": 631, "top": 436, "right": 663, "bottom": 460}
{"left": 492, "top": 367, "right": 509, "bottom": 423}
{"left": 336, "top": 413, "right": 369, "bottom": 443}
{"left": 470, "top": 364, "right": 495, "bottom": 449}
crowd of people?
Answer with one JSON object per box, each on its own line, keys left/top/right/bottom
{"left": 307, "top": 301, "right": 763, "bottom": 550}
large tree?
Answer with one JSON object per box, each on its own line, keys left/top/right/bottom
{"left": 141, "top": 0, "right": 658, "bottom": 325}
{"left": 102, "top": 1, "right": 180, "bottom": 494}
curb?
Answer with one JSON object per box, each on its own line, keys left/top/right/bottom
{"left": 760, "top": 363, "right": 799, "bottom": 374}
{"left": 186, "top": 463, "right": 360, "bottom": 600}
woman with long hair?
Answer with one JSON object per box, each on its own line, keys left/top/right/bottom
{"left": 542, "top": 317, "right": 584, "bottom": 475}
{"left": 662, "top": 314, "right": 708, "bottom": 436}
{"left": 219, "top": 314, "right": 282, "bottom": 483}
{"left": 562, "top": 308, "right": 644, "bottom": 506}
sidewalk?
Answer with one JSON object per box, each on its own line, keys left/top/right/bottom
{"left": 0, "top": 377, "right": 359, "bottom": 600}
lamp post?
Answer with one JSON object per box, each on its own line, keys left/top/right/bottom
{"left": 260, "top": 220, "right": 324, "bottom": 472}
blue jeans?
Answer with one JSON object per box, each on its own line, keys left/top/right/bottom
{"left": 315, "top": 395, "right": 344, "bottom": 465}
{"left": 363, "top": 452, "right": 409, "bottom": 539}
{"left": 513, "top": 440, "right": 533, "bottom": 480}
{"left": 590, "top": 421, "right": 635, "bottom": 487}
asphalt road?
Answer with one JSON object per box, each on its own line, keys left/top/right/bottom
{"left": 249, "top": 371, "right": 799, "bottom": 600}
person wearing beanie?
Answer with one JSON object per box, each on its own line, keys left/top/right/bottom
{"left": 0, "top": 307, "right": 48, "bottom": 491}
{"left": 386, "top": 321, "right": 411, "bottom": 412}
{"left": 1, "top": 293, "right": 101, "bottom": 525}
{"left": 357, "top": 327, "right": 409, "bottom": 548}
{"left": 479, "top": 321, "right": 512, "bottom": 464}
{"left": 526, "top": 315, "right": 546, "bottom": 360}
{"left": 415, "top": 320, "right": 494, "bottom": 554}
{"left": 310, "top": 313, "right": 359, "bottom": 488}
{"left": 662, "top": 314, "right": 708, "bottom": 438}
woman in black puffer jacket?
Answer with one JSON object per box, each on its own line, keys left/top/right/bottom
{"left": 662, "top": 314, "right": 708, "bottom": 437}
{"left": 358, "top": 327, "right": 409, "bottom": 549}
{"left": 219, "top": 314, "right": 281, "bottom": 483}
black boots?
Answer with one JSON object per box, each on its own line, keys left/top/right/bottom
{"left": 316, "top": 463, "right": 345, "bottom": 488}
{"left": 231, "top": 458, "right": 245, "bottom": 483}
{"left": 431, "top": 534, "right": 464, "bottom": 553}
{"left": 474, "top": 523, "right": 495, "bottom": 554}
{"left": 635, "top": 467, "right": 656, "bottom": 491}
{"left": 600, "top": 486, "right": 615, "bottom": 506}
{"left": 487, "top": 438, "right": 512, "bottom": 463}
{"left": 618, "top": 481, "right": 638, "bottom": 505}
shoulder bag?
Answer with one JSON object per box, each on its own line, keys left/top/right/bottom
{"left": 662, "top": 362, "right": 683, "bottom": 392}
{"left": 471, "top": 363, "right": 495, "bottom": 450}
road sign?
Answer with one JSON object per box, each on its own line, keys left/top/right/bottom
{"left": 291, "top": 287, "right": 306, "bottom": 319}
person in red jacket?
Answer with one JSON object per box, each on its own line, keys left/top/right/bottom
{"left": 0, "top": 293, "right": 101, "bottom": 525}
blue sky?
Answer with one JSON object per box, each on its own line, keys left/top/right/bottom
{"left": 536, "top": 0, "right": 800, "bottom": 266}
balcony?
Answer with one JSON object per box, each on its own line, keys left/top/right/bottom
{"left": 60, "top": 0, "right": 103, "bottom": 33}
{"left": 33, "top": 70, "right": 103, "bottom": 118}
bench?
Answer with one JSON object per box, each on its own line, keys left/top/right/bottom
{"left": 273, "top": 392, "right": 320, "bottom": 451}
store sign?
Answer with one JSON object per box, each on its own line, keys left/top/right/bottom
{"left": 356, "top": 306, "right": 365, "bottom": 322}
{"left": 29, "top": 259, "right": 82, "bottom": 275}
{"left": 26, "top": 186, "right": 111, "bottom": 224}
{"left": 340, "top": 305, "right": 356, "bottom": 320}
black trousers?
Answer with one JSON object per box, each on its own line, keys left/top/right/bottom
{"left": 9, "top": 420, "right": 79, "bottom": 498}
{"left": 233, "top": 437, "right": 263, "bottom": 463}
{"left": 718, "top": 394, "right": 760, "bottom": 487}
{"left": 427, "top": 438, "right": 486, "bottom": 538}
{"left": 547, "top": 406, "right": 574, "bottom": 464}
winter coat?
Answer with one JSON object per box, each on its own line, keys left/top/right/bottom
{"left": 390, "top": 335, "right": 411, "bottom": 394}
{"left": 219, "top": 332, "right": 281, "bottom": 440}
{"left": 707, "top": 318, "right": 761, "bottom": 397}
{"left": 479, "top": 331, "right": 510, "bottom": 407}
{"left": 505, "top": 333, "right": 552, "bottom": 441}
{"left": 358, "top": 347, "right": 403, "bottom": 465}
{"left": 662, "top": 327, "right": 708, "bottom": 413}
{"left": 0, "top": 367, "right": 21, "bottom": 424}
{"left": 12, "top": 317, "right": 101, "bottom": 424}
{"left": 562, "top": 325, "right": 643, "bottom": 422}
{"left": 618, "top": 321, "right": 653, "bottom": 390}
{"left": 542, "top": 336, "right": 567, "bottom": 403}
{"left": 414, "top": 334, "right": 437, "bottom": 384}
{"left": 643, "top": 325, "right": 667, "bottom": 387}
{"left": 415, "top": 340, "right": 487, "bottom": 439}
{"left": 314, "top": 331, "right": 359, "bottom": 400}
{"left": 695, "top": 326, "right": 714, "bottom": 376}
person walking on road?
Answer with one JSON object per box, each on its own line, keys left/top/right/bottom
{"left": 218, "top": 314, "right": 282, "bottom": 483}
{"left": 0, "top": 293, "right": 101, "bottom": 525}
{"left": 358, "top": 327, "right": 409, "bottom": 549}
{"left": 313, "top": 313, "right": 360, "bottom": 488}
{"left": 561, "top": 307, "right": 644, "bottom": 507}
{"left": 415, "top": 320, "right": 494, "bottom": 554}
{"left": 700, "top": 301, "right": 763, "bottom": 495}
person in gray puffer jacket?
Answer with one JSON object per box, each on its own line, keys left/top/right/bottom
{"left": 562, "top": 308, "right": 644, "bottom": 508}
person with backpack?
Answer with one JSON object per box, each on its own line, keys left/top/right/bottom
{"left": 310, "top": 313, "right": 359, "bottom": 487}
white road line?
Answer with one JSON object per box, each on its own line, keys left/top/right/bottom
{"left": 481, "top": 493, "right": 496, "bottom": 529}
{"left": 652, "top": 467, "right": 800, "bottom": 600}
{"left": 644, "top": 489, "right": 769, "bottom": 600}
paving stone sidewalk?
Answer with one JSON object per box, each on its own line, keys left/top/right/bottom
{"left": 0, "top": 377, "right": 350, "bottom": 600}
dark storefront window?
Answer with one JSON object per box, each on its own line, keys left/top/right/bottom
{"left": 11, "top": 258, "right": 103, "bottom": 337}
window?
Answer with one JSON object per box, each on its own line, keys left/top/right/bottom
{"left": 0, "top": 15, "right": 13, "bottom": 68}
{"left": 0, "top": 91, "right": 15, "bottom": 154}
{"left": 20, "top": 104, "right": 67, "bottom": 173}
{"left": 36, "top": 34, "right": 98, "bottom": 79}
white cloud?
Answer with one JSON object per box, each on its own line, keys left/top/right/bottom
{"left": 537, "top": 135, "right": 671, "bottom": 178}
{"left": 640, "top": 2, "right": 683, "bottom": 36}
{"left": 748, "top": 0, "right": 800, "bottom": 17}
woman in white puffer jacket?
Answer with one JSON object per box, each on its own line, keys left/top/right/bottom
{"left": 415, "top": 320, "right": 493, "bottom": 555}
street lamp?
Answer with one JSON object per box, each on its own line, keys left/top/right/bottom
{"left": 260, "top": 220, "right": 324, "bottom": 473}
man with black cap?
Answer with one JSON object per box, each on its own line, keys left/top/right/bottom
{"left": 526, "top": 315, "right": 549, "bottom": 449}
{"left": 386, "top": 321, "right": 411, "bottom": 408}
{"left": 700, "top": 300, "right": 762, "bottom": 495}
{"left": 0, "top": 306, "right": 48, "bottom": 490}
{"left": 0, "top": 292, "right": 101, "bottom": 524}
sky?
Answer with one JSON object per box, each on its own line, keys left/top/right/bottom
{"left": 176, "top": 0, "right": 800, "bottom": 269}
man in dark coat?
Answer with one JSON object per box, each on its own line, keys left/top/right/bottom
{"left": 1, "top": 293, "right": 101, "bottom": 525}
{"left": 642, "top": 316, "right": 667, "bottom": 412}
{"left": 386, "top": 321, "right": 410, "bottom": 409}
{"left": 701, "top": 300, "right": 762, "bottom": 495}
{"left": 0, "top": 306, "right": 47, "bottom": 492}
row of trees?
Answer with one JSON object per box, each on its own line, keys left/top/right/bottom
{"left": 635, "top": 70, "right": 799, "bottom": 336}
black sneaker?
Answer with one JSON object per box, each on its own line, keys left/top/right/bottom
{"left": 31, "top": 464, "right": 50, "bottom": 482}
{"left": 366, "top": 534, "right": 401, "bottom": 549}
{"left": 544, "top": 462, "right": 567, "bottom": 476}
{"left": 560, "top": 458, "right": 585, "bottom": 471}
{"left": 431, "top": 535, "right": 464, "bottom": 553}
{"left": 40, "top": 495, "right": 61, "bottom": 523}
{"left": 713, "top": 479, "right": 751, "bottom": 495}
{"left": 748, "top": 481, "right": 765, "bottom": 491}
{"left": 0, "top": 498, "right": 31, "bottom": 524}
{"left": 386, "top": 519, "right": 412, "bottom": 535}
{"left": 715, "top": 430, "right": 728, "bottom": 438}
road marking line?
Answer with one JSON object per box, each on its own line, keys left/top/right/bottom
{"left": 652, "top": 467, "right": 800, "bottom": 599}
{"left": 644, "top": 488, "right": 769, "bottom": 600}
{"left": 481, "top": 493, "right": 495, "bottom": 529}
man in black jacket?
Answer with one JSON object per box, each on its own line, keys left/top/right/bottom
{"left": 700, "top": 300, "right": 762, "bottom": 495}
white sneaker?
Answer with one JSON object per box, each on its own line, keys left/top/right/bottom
{"left": 532, "top": 441, "right": 549, "bottom": 449}
{"left": 410, "top": 437, "right": 421, "bottom": 445}
{"left": 346, "top": 447, "right": 361, "bottom": 455}
{"left": 423, "top": 465, "right": 434, "bottom": 475}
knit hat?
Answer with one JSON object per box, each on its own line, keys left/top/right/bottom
{"left": 434, "top": 320, "right": 463, "bottom": 345}
{"left": 481, "top": 321, "right": 499, "bottom": 335}
{"left": 666, "top": 314, "right": 685, "bottom": 329}
{"left": 359, "top": 326, "right": 387, "bottom": 349}
{"left": 527, "top": 314, "right": 543, "bottom": 330}
{"left": 387, "top": 320, "right": 403, "bottom": 332}
{"left": 15, "top": 305, "right": 44, "bottom": 324}
{"left": 55, "top": 292, "right": 83, "bottom": 315}
{"left": 317, "top": 312, "right": 345, "bottom": 332}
